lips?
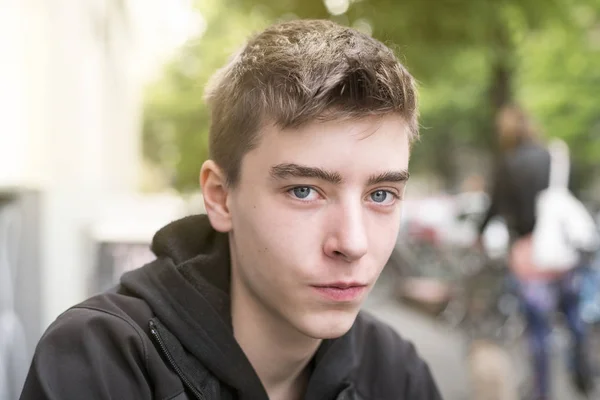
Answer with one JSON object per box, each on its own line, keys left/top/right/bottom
{"left": 312, "top": 282, "right": 368, "bottom": 302}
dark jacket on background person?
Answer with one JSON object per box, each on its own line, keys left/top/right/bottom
{"left": 20, "top": 215, "right": 443, "bottom": 400}
{"left": 479, "top": 139, "right": 552, "bottom": 238}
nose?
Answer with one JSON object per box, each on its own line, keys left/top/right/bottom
{"left": 323, "top": 203, "right": 368, "bottom": 263}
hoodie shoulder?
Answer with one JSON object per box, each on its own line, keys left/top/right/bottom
{"left": 21, "top": 292, "right": 153, "bottom": 399}
{"left": 351, "top": 311, "right": 443, "bottom": 400}
{"left": 20, "top": 289, "right": 186, "bottom": 400}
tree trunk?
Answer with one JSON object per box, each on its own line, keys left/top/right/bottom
{"left": 487, "top": 18, "right": 515, "bottom": 155}
{"left": 489, "top": 60, "right": 513, "bottom": 112}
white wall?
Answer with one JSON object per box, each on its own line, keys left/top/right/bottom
{"left": 0, "top": 0, "right": 145, "bottom": 327}
{"left": 0, "top": 0, "right": 204, "bottom": 330}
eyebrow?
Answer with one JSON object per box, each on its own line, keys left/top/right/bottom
{"left": 367, "top": 170, "right": 410, "bottom": 186}
{"left": 270, "top": 163, "right": 410, "bottom": 185}
{"left": 270, "top": 163, "right": 343, "bottom": 184}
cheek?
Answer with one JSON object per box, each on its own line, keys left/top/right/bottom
{"left": 232, "top": 196, "right": 322, "bottom": 280}
{"left": 367, "top": 212, "right": 402, "bottom": 260}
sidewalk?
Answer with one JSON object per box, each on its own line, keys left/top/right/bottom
{"left": 364, "top": 271, "right": 594, "bottom": 400}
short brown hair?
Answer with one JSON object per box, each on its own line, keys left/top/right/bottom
{"left": 205, "top": 19, "right": 419, "bottom": 187}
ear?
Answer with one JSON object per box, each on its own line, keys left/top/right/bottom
{"left": 200, "top": 160, "right": 232, "bottom": 232}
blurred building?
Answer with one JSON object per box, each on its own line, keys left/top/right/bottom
{"left": 0, "top": 0, "right": 189, "bottom": 397}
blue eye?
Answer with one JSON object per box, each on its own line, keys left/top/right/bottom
{"left": 369, "top": 190, "right": 397, "bottom": 205}
{"left": 291, "top": 187, "right": 312, "bottom": 199}
{"left": 370, "top": 190, "right": 388, "bottom": 203}
{"left": 287, "top": 186, "right": 321, "bottom": 202}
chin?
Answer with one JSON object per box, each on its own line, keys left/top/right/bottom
{"left": 298, "top": 308, "right": 359, "bottom": 339}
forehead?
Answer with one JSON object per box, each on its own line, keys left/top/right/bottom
{"left": 243, "top": 115, "right": 411, "bottom": 177}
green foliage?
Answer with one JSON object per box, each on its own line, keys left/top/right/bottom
{"left": 518, "top": 2, "right": 600, "bottom": 190}
{"left": 142, "top": 0, "right": 600, "bottom": 193}
{"left": 142, "top": 0, "right": 270, "bottom": 191}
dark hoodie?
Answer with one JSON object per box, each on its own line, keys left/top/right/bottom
{"left": 20, "top": 215, "right": 443, "bottom": 400}
{"left": 479, "top": 139, "right": 552, "bottom": 239}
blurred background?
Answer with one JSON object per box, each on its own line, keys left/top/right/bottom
{"left": 1, "top": 0, "right": 600, "bottom": 399}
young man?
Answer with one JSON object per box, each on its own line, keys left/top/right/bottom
{"left": 21, "top": 19, "right": 442, "bottom": 400}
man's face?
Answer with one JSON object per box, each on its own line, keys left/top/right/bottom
{"left": 227, "top": 115, "right": 411, "bottom": 339}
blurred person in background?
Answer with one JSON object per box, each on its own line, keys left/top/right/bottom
{"left": 20, "top": 20, "right": 442, "bottom": 400}
{"left": 478, "top": 104, "right": 594, "bottom": 400}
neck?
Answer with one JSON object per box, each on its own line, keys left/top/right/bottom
{"left": 230, "top": 267, "right": 321, "bottom": 400}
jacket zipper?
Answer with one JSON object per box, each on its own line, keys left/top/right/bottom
{"left": 149, "top": 320, "right": 207, "bottom": 400}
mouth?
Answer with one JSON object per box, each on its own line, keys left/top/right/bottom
{"left": 311, "top": 282, "right": 368, "bottom": 302}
